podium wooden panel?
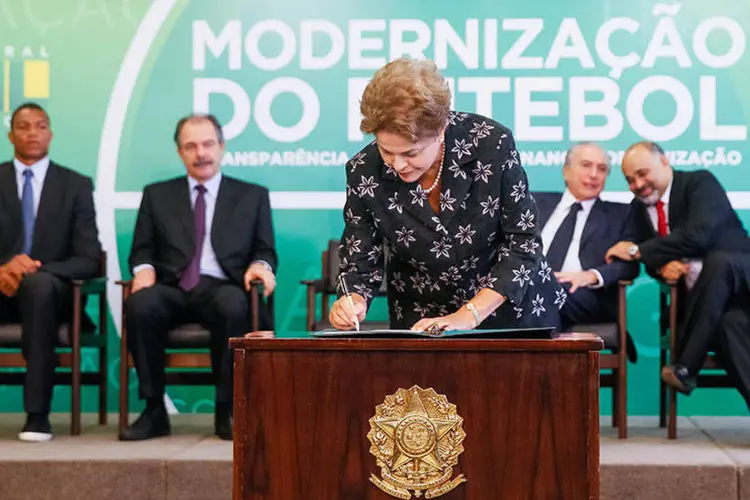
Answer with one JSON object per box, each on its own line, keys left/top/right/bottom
{"left": 230, "top": 333, "right": 603, "bottom": 500}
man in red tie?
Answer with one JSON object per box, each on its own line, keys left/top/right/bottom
{"left": 120, "top": 114, "right": 277, "bottom": 441}
{"left": 606, "top": 141, "right": 750, "bottom": 410}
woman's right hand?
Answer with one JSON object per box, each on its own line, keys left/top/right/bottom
{"left": 329, "top": 293, "right": 368, "bottom": 330}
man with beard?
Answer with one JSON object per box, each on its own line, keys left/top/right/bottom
{"left": 606, "top": 141, "right": 750, "bottom": 411}
{"left": 120, "top": 114, "right": 277, "bottom": 441}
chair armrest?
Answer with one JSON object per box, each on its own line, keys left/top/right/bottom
{"left": 616, "top": 280, "right": 629, "bottom": 325}
{"left": 115, "top": 280, "right": 133, "bottom": 291}
{"left": 247, "top": 278, "right": 264, "bottom": 295}
{"left": 115, "top": 280, "right": 133, "bottom": 302}
{"left": 71, "top": 276, "right": 107, "bottom": 295}
{"left": 301, "top": 279, "right": 326, "bottom": 294}
{"left": 658, "top": 279, "right": 679, "bottom": 294}
{"left": 247, "top": 278, "right": 274, "bottom": 303}
{"left": 247, "top": 279, "right": 274, "bottom": 331}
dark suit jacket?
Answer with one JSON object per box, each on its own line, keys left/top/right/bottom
{"left": 0, "top": 161, "right": 101, "bottom": 280}
{"left": 534, "top": 192, "right": 639, "bottom": 318}
{"left": 129, "top": 175, "right": 277, "bottom": 288}
{"left": 632, "top": 170, "right": 750, "bottom": 276}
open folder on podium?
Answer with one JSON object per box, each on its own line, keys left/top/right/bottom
{"left": 310, "top": 326, "right": 557, "bottom": 339}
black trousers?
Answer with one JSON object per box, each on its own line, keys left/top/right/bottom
{"left": 125, "top": 276, "right": 251, "bottom": 405}
{"left": 559, "top": 286, "right": 637, "bottom": 363}
{"left": 715, "top": 306, "right": 750, "bottom": 412}
{"left": 560, "top": 288, "right": 616, "bottom": 328}
{"left": 0, "top": 271, "right": 71, "bottom": 414}
{"left": 676, "top": 251, "right": 750, "bottom": 410}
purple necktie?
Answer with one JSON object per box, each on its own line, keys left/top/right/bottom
{"left": 179, "top": 185, "right": 206, "bottom": 291}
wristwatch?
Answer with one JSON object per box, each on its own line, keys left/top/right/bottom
{"left": 628, "top": 244, "right": 639, "bottom": 258}
{"left": 465, "top": 302, "right": 481, "bottom": 327}
{"left": 253, "top": 260, "right": 273, "bottom": 273}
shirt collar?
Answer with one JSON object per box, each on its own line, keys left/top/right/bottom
{"left": 187, "top": 172, "right": 222, "bottom": 197}
{"left": 561, "top": 188, "right": 596, "bottom": 213}
{"left": 13, "top": 156, "right": 50, "bottom": 181}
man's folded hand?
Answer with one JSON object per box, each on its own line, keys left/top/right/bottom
{"left": 0, "top": 255, "right": 41, "bottom": 297}
{"left": 5, "top": 254, "right": 41, "bottom": 277}
{"left": 0, "top": 266, "right": 22, "bottom": 297}
{"left": 660, "top": 260, "right": 688, "bottom": 282}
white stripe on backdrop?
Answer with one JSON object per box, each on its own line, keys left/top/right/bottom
{"left": 107, "top": 191, "right": 750, "bottom": 211}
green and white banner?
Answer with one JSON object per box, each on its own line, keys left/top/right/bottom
{"left": 0, "top": 0, "right": 748, "bottom": 415}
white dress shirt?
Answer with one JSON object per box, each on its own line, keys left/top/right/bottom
{"left": 13, "top": 156, "right": 50, "bottom": 217}
{"left": 541, "top": 189, "right": 603, "bottom": 287}
{"left": 645, "top": 180, "right": 703, "bottom": 289}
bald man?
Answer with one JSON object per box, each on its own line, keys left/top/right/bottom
{"left": 606, "top": 141, "right": 750, "bottom": 411}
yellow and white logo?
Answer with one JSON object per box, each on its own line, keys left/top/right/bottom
{"left": 2, "top": 45, "right": 50, "bottom": 127}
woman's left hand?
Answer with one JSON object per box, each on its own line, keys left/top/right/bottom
{"left": 411, "top": 310, "right": 476, "bottom": 333}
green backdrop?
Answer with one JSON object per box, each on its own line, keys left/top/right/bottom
{"left": 0, "top": 0, "right": 749, "bottom": 416}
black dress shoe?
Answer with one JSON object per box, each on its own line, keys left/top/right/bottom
{"left": 661, "top": 365, "right": 697, "bottom": 395}
{"left": 215, "top": 406, "right": 233, "bottom": 441}
{"left": 119, "top": 405, "right": 171, "bottom": 441}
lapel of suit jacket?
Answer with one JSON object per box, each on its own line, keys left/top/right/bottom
{"left": 0, "top": 163, "right": 22, "bottom": 249}
{"left": 212, "top": 176, "right": 238, "bottom": 254}
{"left": 667, "top": 170, "right": 684, "bottom": 229}
{"left": 580, "top": 198, "right": 606, "bottom": 247}
{"left": 632, "top": 200, "right": 655, "bottom": 240}
{"left": 175, "top": 177, "right": 196, "bottom": 253}
{"left": 33, "top": 163, "right": 61, "bottom": 254}
{"left": 535, "top": 192, "right": 562, "bottom": 229}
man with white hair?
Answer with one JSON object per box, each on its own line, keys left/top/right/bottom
{"left": 535, "top": 142, "right": 639, "bottom": 360}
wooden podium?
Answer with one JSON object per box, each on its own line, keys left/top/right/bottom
{"left": 230, "top": 333, "right": 603, "bottom": 500}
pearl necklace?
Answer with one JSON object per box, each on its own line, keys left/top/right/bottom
{"left": 422, "top": 141, "right": 445, "bottom": 195}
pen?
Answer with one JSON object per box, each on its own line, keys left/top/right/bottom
{"left": 338, "top": 274, "right": 360, "bottom": 332}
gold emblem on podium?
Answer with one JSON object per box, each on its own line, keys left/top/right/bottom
{"left": 367, "top": 386, "right": 467, "bottom": 499}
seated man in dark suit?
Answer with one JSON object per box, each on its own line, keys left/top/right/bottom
{"left": 0, "top": 102, "right": 102, "bottom": 441}
{"left": 607, "top": 141, "right": 750, "bottom": 410}
{"left": 120, "top": 113, "right": 277, "bottom": 441}
{"left": 535, "top": 142, "right": 639, "bottom": 359}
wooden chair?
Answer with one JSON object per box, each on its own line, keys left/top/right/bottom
{"left": 659, "top": 281, "right": 731, "bottom": 439}
{"left": 302, "top": 239, "right": 389, "bottom": 331}
{"left": 116, "top": 279, "right": 273, "bottom": 435}
{"left": 0, "top": 253, "right": 108, "bottom": 436}
{"left": 570, "top": 281, "right": 633, "bottom": 439}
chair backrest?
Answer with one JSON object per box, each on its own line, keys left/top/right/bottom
{"left": 325, "top": 239, "right": 341, "bottom": 294}
{"left": 99, "top": 251, "right": 107, "bottom": 277}
{"left": 324, "top": 239, "right": 387, "bottom": 295}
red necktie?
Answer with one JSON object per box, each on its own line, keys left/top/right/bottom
{"left": 655, "top": 200, "right": 668, "bottom": 236}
